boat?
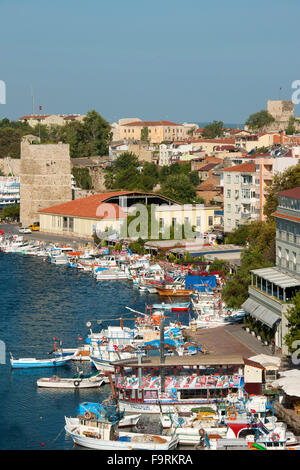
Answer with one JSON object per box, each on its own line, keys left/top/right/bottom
{"left": 152, "top": 302, "right": 190, "bottom": 312}
{"left": 37, "top": 372, "right": 108, "bottom": 389}
{"left": 10, "top": 354, "right": 73, "bottom": 369}
{"left": 66, "top": 401, "right": 141, "bottom": 428}
{"left": 156, "top": 286, "right": 194, "bottom": 297}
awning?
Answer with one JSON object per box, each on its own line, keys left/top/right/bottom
{"left": 251, "top": 267, "right": 300, "bottom": 289}
{"left": 242, "top": 298, "right": 281, "bottom": 328}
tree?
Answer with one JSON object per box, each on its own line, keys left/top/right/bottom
{"left": 264, "top": 162, "right": 300, "bottom": 220}
{"left": 72, "top": 167, "right": 93, "bottom": 190}
{"left": 1, "top": 203, "right": 20, "bottom": 220}
{"left": 284, "top": 291, "right": 300, "bottom": 353}
{"left": 285, "top": 116, "right": 296, "bottom": 136}
{"left": 141, "top": 126, "right": 149, "bottom": 142}
{"left": 245, "top": 110, "right": 275, "bottom": 131}
{"left": 81, "top": 110, "right": 112, "bottom": 157}
{"left": 160, "top": 174, "right": 196, "bottom": 203}
{"left": 202, "top": 121, "right": 224, "bottom": 139}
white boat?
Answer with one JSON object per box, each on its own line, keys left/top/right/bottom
{"left": 10, "top": 354, "right": 73, "bottom": 369}
{"left": 37, "top": 372, "right": 107, "bottom": 389}
{"left": 65, "top": 421, "right": 178, "bottom": 450}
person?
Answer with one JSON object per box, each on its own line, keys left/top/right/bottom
{"left": 194, "top": 428, "right": 206, "bottom": 450}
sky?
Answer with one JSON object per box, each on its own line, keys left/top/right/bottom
{"left": 1, "top": 0, "right": 300, "bottom": 125}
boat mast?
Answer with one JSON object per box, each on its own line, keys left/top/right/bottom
{"left": 160, "top": 316, "right": 165, "bottom": 393}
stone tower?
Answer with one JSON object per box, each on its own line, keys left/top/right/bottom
{"left": 267, "top": 100, "right": 294, "bottom": 124}
{"left": 20, "top": 135, "right": 72, "bottom": 227}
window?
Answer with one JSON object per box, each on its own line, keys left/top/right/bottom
{"left": 235, "top": 175, "right": 239, "bottom": 184}
{"left": 227, "top": 218, "right": 231, "bottom": 226}
{"left": 235, "top": 190, "right": 239, "bottom": 199}
{"left": 226, "top": 174, "right": 231, "bottom": 183}
{"left": 226, "top": 189, "right": 231, "bottom": 198}
{"left": 69, "top": 218, "right": 74, "bottom": 232}
{"left": 196, "top": 216, "right": 201, "bottom": 226}
{"left": 208, "top": 216, "right": 213, "bottom": 226}
{"left": 227, "top": 204, "right": 231, "bottom": 212}
{"left": 235, "top": 205, "right": 239, "bottom": 213}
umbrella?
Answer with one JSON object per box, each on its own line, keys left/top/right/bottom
{"left": 121, "top": 345, "right": 137, "bottom": 352}
{"left": 143, "top": 344, "right": 158, "bottom": 351}
{"left": 164, "top": 343, "right": 177, "bottom": 350}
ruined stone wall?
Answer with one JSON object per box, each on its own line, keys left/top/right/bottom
{"left": 0, "top": 158, "right": 21, "bottom": 176}
{"left": 267, "top": 100, "right": 294, "bottom": 123}
{"left": 20, "top": 136, "right": 72, "bottom": 226}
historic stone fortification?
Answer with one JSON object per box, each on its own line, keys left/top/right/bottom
{"left": 265, "top": 99, "right": 300, "bottom": 132}
{"left": 0, "top": 158, "right": 21, "bottom": 176}
{"left": 20, "top": 135, "right": 72, "bottom": 226}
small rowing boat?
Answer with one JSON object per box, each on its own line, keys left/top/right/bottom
{"left": 37, "top": 372, "right": 108, "bottom": 389}
{"left": 9, "top": 351, "right": 73, "bottom": 369}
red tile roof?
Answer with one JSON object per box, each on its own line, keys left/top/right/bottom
{"left": 123, "top": 120, "right": 181, "bottom": 127}
{"left": 277, "top": 187, "right": 300, "bottom": 199}
{"left": 222, "top": 162, "right": 256, "bottom": 173}
{"left": 272, "top": 212, "right": 300, "bottom": 223}
{"left": 39, "top": 190, "right": 180, "bottom": 219}
{"left": 39, "top": 191, "right": 133, "bottom": 219}
{"left": 19, "top": 115, "right": 50, "bottom": 120}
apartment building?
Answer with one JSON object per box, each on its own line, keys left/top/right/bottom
{"left": 221, "top": 162, "right": 257, "bottom": 232}
{"left": 243, "top": 187, "right": 300, "bottom": 355}
{"left": 119, "top": 120, "right": 188, "bottom": 144}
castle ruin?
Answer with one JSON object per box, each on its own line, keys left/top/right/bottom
{"left": 20, "top": 135, "right": 72, "bottom": 227}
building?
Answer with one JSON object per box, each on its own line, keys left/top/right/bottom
{"left": 243, "top": 187, "right": 300, "bottom": 355}
{"left": 0, "top": 177, "right": 20, "bottom": 211}
{"left": 221, "top": 162, "right": 257, "bottom": 233}
{"left": 119, "top": 120, "right": 188, "bottom": 144}
{"left": 19, "top": 114, "right": 86, "bottom": 127}
{"left": 20, "top": 135, "right": 72, "bottom": 227}
{"left": 38, "top": 190, "right": 221, "bottom": 241}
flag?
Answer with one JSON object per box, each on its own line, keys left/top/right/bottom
{"left": 39, "top": 105, "right": 42, "bottom": 111}
{"left": 78, "top": 336, "right": 82, "bottom": 341}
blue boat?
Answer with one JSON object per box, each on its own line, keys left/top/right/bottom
{"left": 9, "top": 352, "right": 73, "bottom": 369}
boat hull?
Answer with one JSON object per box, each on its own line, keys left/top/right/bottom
{"left": 65, "top": 427, "right": 178, "bottom": 450}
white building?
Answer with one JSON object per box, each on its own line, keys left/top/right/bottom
{"left": 0, "top": 177, "right": 20, "bottom": 210}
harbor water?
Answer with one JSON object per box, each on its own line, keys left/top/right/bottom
{"left": 0, "top": 252, "right": 188, "bottom": 450}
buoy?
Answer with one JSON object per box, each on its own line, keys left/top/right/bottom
{"left": 41, "top": 442, "right": 45, "bottom": 447}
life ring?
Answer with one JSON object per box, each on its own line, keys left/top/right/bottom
{"left": 226, "top": 310, "right": 232, "bottom": 316}
{"left": 74, "top": 380, "right": 81, "bottom": 387}
{"left": 102, "top": 336, "right": 108, "bottom": 343}
{"left": 228, "top": 409, "right": 237, "bottom": 420}
{"left": 177, "top": 417, "right": 185, "bottom": 426}
{"left": 84, "top": 411, "right": 92, "bottom": 419}
{"left": 205, "top": 316, "right": 210, "bottom": 322}
{"left": 177, "top": 321, "right": 181, "bottom": 327}
{"left": 271, "top": 433, "right": 280, "bottom": 442}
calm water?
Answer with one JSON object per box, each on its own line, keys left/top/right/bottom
{"left": 0, "top": 252, "right": 188, "bottom": 450}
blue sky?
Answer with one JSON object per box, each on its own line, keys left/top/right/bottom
{"left": 1, "top": 0, "right": 300, "bottom": 124}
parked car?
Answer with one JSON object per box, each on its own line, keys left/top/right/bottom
{"left": 28, "top": 222, "right": 40, "bottom": 231}
{"left": 19, "top": 227, "right": 32, "bottom": 233}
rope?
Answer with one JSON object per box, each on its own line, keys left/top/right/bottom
{"left": 50, "top": 425, "right": 65, "bottom": 447}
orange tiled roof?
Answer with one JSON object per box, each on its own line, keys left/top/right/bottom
{"left": 222, "top": 162, "right": 256, "bottom": 173}
{"left": 122, "top": 120, "right": 181, "bottom": 127}
{"left": 39, "top": 191, "right": 133, "bottom": 219}
{"left": 272, "top": 212, "right": 300, "bottom": 223}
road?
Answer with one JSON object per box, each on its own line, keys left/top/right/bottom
{"left": 0, "top": 222, "right": 93, "bottom": 248}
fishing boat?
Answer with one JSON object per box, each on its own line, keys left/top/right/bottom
{"left": 152, "top": 302, "right": 190, "bottom": 312}
{"left": 156, "top": 286, "right": 194, "bottom": 297}
{"left": 65, "top": 401, "right": 141, "bottom": 428}
{"left": 10, "top": 353, "right": 73, "bottom": 369}
{"left": 37, "top": 372, "right": 108, "bottom": 389}
{"left": 64, "top": 396, "right": 178, "bottom": 450}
